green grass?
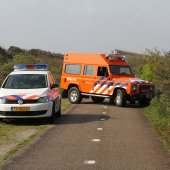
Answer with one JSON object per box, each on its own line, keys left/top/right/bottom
{"left": 0, "top": 129, "right": 40, "bottom": 164}
{"left": 0, "top": 98, "right": 71, "bottom": 164}
{"left": 144, "top": 96, "right": 170, "bottom": 150}
{"left": 61, "top": 98, "right": 71, "bottom": 112}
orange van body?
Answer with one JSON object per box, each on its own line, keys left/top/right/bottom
{"left": 60, "top": 52, "right": 155, "bottom": 106}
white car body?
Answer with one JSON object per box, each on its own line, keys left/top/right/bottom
{"left": 0, "top": 69, "right": 61, "bottom": 119}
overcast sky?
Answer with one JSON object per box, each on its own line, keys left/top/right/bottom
{"left": 0, "top": 0, "right": 170, "bottom": 53}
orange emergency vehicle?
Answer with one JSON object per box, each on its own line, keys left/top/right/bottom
{"left": 60, "top": 51, "right": 155, "bottom": 106}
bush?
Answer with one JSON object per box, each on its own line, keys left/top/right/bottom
{"left": 145, "top": 95, "right": 170, "bottom": 134}
{"left": 0, "top": 54, "right": 36, "bottom": 84}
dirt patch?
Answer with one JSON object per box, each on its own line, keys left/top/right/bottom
{"left": 0, "top": 129, "right": 36, "bottom": 157}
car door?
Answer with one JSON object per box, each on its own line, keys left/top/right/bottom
{"left": 48, "top": 72, "right": 60, "bottom": 110}
{"left": 93, "top": 66, "right": 110, "bottom": 95}
{"left": 80, "top": 65, "right": 95, "bottom": 93}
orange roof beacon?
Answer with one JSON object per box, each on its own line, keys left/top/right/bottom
{"left": 60, "top": 50, "right": 155, "bottom": 107}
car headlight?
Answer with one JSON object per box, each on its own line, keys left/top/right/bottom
{"left": 37, "top": 96, "right": 51, "bottom": 103}
{"left": 0, "top": 97, "right": 7, "bottom": 104}
{"left": 132, "top": 84, "right": 137, "bottom": 92}
{"left": 150, "top": 86, "right": 155, "bottom": 92}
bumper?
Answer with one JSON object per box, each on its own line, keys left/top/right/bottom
{"left": 130, "top": 93, "right": 153, "bottom": 101}
{"left": 0, "top": 101, "right": 53, "bottom": 118}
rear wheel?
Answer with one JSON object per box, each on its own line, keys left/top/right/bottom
{"left": 114, "top": 89, "right": 126, "bottom": 107}
{"left": 91, "top": 96, "right": 104, "bottom": 103}
{"left": 68, "top": 87, "right": 82, "bottom": 104}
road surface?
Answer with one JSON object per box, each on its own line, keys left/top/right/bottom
{"left": 0, "top": 99, "right": 170, "bottom": 170}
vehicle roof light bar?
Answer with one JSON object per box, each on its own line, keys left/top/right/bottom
{"left": 105, "top": 54, "right": 126, "bottom": 61}
{"left": 14, "top": 64, "right": 49, "bottom": 71}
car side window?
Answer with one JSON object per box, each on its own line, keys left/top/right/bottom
{"left": 65, "top": 64, "right": 81, "bottom": 74}
{"left": 97, "top": 67, "right": 109, "bottom": 77}
{"left": 84, "top": 65, "right": 94, "bottom": 76}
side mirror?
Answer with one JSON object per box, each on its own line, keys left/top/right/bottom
{"left": 51, "top": 83, "right": 59, "bottom": 89}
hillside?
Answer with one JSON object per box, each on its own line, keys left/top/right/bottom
{"left": 0, "top": 46, "right": 170, "bottom": 148}
{"left": 0, "top": 46, "right": 63, "bottom": 83}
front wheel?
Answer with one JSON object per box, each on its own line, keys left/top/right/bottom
{"left": 68, "top": 87, "right": 82, "bottom": 104}
{"left": 91, "top": 96, "right": 104, "bottom": 103}
{"left": 47, "top": 103, "right": 57, "bottom": 124}
{"left": 56, "top": 103, "right": 61, "bottom": 117}
{"left": 114, "top": 89, "right": 126, "bottom": 107}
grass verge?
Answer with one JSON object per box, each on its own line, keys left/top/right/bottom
{"left": 144, "top": 96, "right": 170, "bottom": 151}
{"left": 0, "top": 98, "right": 71, "bottom": 165}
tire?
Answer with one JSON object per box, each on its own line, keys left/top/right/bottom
{"left": 68, "top": 87, "right": 82, "bottom": 104}
{"left": 0, "top": 118, "right": 3, "bottom": 123}
{"left": 47, "top": 103, "right": 57, "bottom": 124}
{"left": 109, "top": 96, "right": 114, "bottom": 104}
{"left": 56, "top": 103, "right": 61, "bottom": 118}
{"left": 91, "top": 96, "right": 104, "bottom": 103}
{"left": 61, "top": 90, "right": 68, "bottom": 98}
{"left": 114, "top": 89, "right": 126, "bottom": 107}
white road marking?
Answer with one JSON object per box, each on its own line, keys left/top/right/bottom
{"left": 100, "top": 118, "right": 105, "bottom": 121}
{"left": 91, "top": 139, "right": 100, "bottom": 142}
{"left": 102, "top": 111, "right": 107, "bottom": 114}
{"left": 104, "top": 106, "right": 108, "bottom": 109}
{"left": 97, "top": 128, "right": 103, "bottom": 131}
{"left": 84, "top": 160, "right": 96, "bottom": 165}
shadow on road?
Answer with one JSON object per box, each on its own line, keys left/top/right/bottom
{"left": 81, "top": 99, "right": 148, "bottom": 109}
{"left": 1, "top": 113, "right": 111, "bottom": 126}
{"left": 57, "top": 113, "right": 110, "bottom": 125}
{"left": 0, "top": 118, "right": 48, "bottom": 126}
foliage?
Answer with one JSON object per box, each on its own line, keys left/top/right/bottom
{"left": 0, "top": 54, "right": 36, "bottom": 84}
{"left": 0, "top": 46, "right": 63, "bottom": 84}
{"left": 0, "top": 47, "right": 12, "bottom": 63}
{"left": 121, "top": 48, "right": 170, "bottom": 148}
{"left": 8, "top": 46, "right": 25, "bottom": 56}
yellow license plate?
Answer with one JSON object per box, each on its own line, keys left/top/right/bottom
{"left": 141, "top": 89, "right": 149, "bottom": 93}
{"left": 11, "top": 107, "right": 30, "bottom": 111}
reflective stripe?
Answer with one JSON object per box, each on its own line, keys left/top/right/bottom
{"left": 103, "top": 85, "right": 114, "bottom": 94}
{"left": 4, "top": 95, "right": 24, "bottom": 101}
{"left": 114, "top": 82, "right": 122, "bottom": 87}
{"left": 4, "top": 95, "right": 16, "bottom": 100}
{"left": 121, "top": 82, "right": 129, "bottom": 89}
{"left": 24, "top": 95, "right": 39, "bottom": 100}
{"left": 101, "top": 78, "right": 110, "bottom": 87}
{"left": 89, "top": 78, "right": 130, "bottom": 95}
{"left": 2, "top": 94, "right": 40, "bottom": 101}
{"left": 94, "top": 76, "right": 105, "bottom": 87}
{"left": 96, "top": 84, "right": 108, "bottom": 94}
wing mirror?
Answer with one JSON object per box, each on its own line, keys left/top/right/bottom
{"left": 51, "top": 83, "right": 59, "bottom": 89}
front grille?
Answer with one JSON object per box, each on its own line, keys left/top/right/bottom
{"left": 5, "top": 99, "right": 38, "bottom": 104}
{"left": 139, "top": 85, "right": 150, "bottom": 93}
{"left": 0, "top": 110, "right": 47, "bottom": 116}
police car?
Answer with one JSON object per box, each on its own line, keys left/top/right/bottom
{"left": 0, "top": 64, "right": 61, "bottom": 123}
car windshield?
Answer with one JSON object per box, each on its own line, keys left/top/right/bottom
{"left": 3, "top": 74, "right": 48, "bottom": 89}
{"left": 109, "top": 65, "right": 132, "bottom": 75}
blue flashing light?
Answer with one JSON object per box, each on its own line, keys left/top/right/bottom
{"left": 14, "top": 64, "right": 49, "bottom": 71}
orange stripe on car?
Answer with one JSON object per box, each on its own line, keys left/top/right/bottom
{"left": 25, "top": 95, "right": 39, "bottom": 100}
{"left": 5, "top": 95, "right": 17, "bottom": 100}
